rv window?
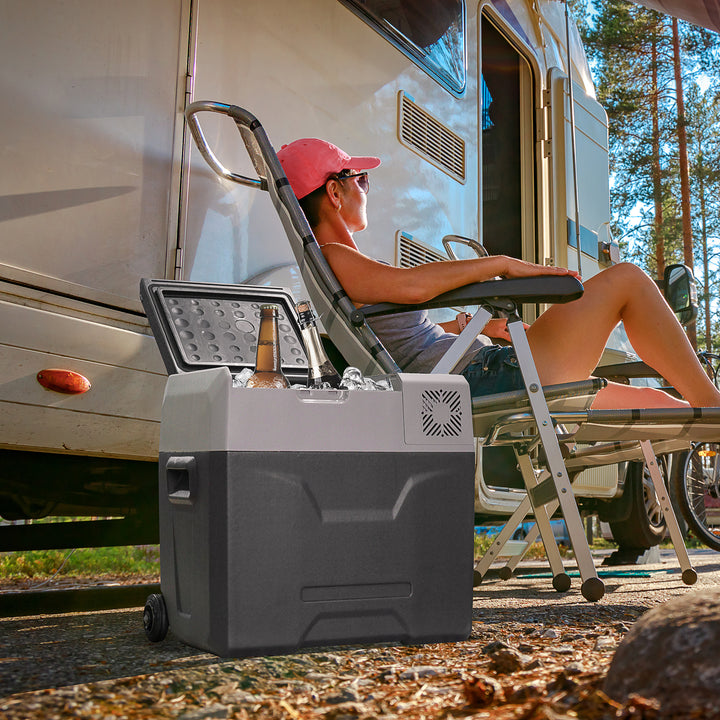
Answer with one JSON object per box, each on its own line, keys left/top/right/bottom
{"left": 340, "top": 0, "right": 466, "bottom": 95}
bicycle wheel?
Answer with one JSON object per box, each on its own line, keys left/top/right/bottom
{"left": 672, "top": 443, "right": 720, "bottom": 552}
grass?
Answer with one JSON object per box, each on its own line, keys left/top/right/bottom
{"left": 0, "top": 545, "right": 160, "bottom": 582}
{"left": 1, "top": 527, "right": 705, "bottom": 583}
{"left": 474, "top": 531, "right": 577, "bottom": 560}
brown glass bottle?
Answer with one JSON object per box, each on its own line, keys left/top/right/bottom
{"left": 245, "top": 304, "right": 290, "bottom": 389}
{"left": 295, "top": 300, "right": 342, "bottom": 388}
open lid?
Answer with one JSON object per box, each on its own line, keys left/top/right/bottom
{"left": 140, "top": 278, "right": 309, "bottom": 383}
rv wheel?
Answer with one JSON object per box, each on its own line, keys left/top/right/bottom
{"left": 609, "top": 458, "right": 667, "bottom": 549}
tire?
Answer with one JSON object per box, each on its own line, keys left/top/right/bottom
{"left": 143, "top": 593, "right": 169, "bottom": 642}
{"left": 609, "top": 458, "right": 666, "bottom": 549}
{"left": 670, "top": 443, "right": 720, "bottom": 552}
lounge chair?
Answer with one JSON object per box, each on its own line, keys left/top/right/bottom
{"left": 183, "top": 101, "right": 720, "bottom": 601}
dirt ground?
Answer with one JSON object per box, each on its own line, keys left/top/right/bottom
{"left": 1, "top": 548, "right": 719, "bottom": 720}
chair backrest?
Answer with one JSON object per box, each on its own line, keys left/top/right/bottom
{"left": 186, "top": 102, "right": 400, "bottom": 377}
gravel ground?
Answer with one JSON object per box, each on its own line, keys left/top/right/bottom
{"left": 1, "top": 549, "right": 719, "bottom": 719}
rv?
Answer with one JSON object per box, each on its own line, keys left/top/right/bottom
{"left": 1, "top": 0, "right": 709, "bottom": 550}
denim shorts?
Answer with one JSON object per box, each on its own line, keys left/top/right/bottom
{"left": 461, "top": 344, "right": 524, "bottom": 397}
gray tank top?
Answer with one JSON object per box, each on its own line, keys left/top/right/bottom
{"left": 367, "top": 309, "right": 492, "bottom": 374}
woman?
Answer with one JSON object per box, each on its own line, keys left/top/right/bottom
{"left": 277, "top": 138, "right": 720, "bottom": 409}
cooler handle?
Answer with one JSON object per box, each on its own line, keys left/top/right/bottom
{"left": 166, "top": 456, "right": 197, "bottom": 505}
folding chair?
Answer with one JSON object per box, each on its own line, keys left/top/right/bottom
{"left": 184, "top": 101, "right": 720, "bottom": 602}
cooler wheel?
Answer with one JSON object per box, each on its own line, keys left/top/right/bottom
{"left": 143, "top": 593, "right": 169, "bottom": 642}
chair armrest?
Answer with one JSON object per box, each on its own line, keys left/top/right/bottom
{"left": 353, "top": 275, "right": 583, "bottom": 323}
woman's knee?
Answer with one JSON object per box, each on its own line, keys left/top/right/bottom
{"left": 603, "top": 262, "right": 650, "bottom": 286}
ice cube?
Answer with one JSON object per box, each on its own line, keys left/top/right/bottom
{"left": 232, "top": 367, "right": 254, "bottom": 388}
{"left": 340, "top": 378, "right": 362, "bottom": 391}
{"left": 361, "top": 377, "right": 388, "bottom": 391}
{"left": 342, "top": 367, "right": 363, "bottom": 383}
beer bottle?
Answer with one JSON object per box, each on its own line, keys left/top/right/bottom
{"left": 295, "top": 300, "right": 342, "bottom": 388}
{"left": 246, "top": 304, "right": 290, "bottom": 389}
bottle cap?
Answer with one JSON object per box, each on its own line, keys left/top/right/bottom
{"left": 259, "top": 304, "right": 279, "bottom": 315}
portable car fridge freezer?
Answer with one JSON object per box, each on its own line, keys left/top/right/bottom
{"left": 141, "top": 279, "right": 476, "bottom": 657}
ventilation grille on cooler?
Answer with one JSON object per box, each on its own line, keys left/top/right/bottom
{"left": 399, "top": 93, "right": 466, "bottom": 182}
{"left": 420, "top": 389, "right": 464, "bottom": 438}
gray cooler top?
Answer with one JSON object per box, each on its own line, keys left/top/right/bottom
{"left": 160, "top": 367, "right": 474, "bottom": 454}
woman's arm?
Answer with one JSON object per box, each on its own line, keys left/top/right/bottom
{"left": 321, "top": 243, "right": 579, "bottom": 306}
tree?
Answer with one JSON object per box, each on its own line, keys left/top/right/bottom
{"left": 686, "top": 83, "right": 720, "bottom": 351}
{"left": 583, "top": 1, "right": 679, "bottom": 281}
{"left": 582, "top": 1, "right": 720, "bottom": 351}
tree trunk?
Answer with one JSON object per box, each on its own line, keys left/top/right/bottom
{"left": 698, "top": 152, "right": 711, "bottom": 351}
{"left": 672, "top": 17, "right": 696, "bottom": 347}
{"left": 650, "top": 37, "right": 665, "bottom": 281}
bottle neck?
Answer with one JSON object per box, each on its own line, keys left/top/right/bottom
{"left": 300, "top": 325, "right": 331, "bottom": 370}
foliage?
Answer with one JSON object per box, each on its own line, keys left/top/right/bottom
{"left": 0, "top": 545, "right": 160, "bottom": 580}
{"left": 579, "top": 1, "right": 720, "bottom": 350}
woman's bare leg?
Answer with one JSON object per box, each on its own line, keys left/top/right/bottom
{"left": 525, "top": 262, "right": 720, "bottom": 408}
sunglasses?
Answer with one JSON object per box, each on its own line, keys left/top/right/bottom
{"left": 334, "top": 171, "right": 370, "bottom": 194}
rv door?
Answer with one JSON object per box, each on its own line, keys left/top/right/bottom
{"left": 546, "top": 68, "right": 617, "bottom": 278}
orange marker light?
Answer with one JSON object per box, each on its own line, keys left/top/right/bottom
{"left": 37, "top": 369, "right": 91, "bottom": 394}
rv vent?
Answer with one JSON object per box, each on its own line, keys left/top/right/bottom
{"left": 420, "top": 389, "right": 463, "bottom": 438}
{"left": 398, "top": 93, "right": 466, "bottom": 182}
{"left": 397, "top": 232, "right": 448, "bottom": 268}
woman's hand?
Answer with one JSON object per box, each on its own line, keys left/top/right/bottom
{"left": 500, "top": 256, "right": 582, "bottom": 281}
{"left": 482, "top": 317, "right": 530, "bottom": 342}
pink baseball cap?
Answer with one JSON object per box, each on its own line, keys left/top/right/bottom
{"left": 277, "top": 138, "right": 381, "bottom": 199}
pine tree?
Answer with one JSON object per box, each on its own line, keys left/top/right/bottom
{"left": 582, "top": 0, "right": 720, "bottom": 352}
{"left": 686, "top": 83, "right": 720, "bottom": 351}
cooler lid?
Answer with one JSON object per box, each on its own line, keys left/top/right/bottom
{"left": 140, "top": 279, "right": 309, "bottom": 382}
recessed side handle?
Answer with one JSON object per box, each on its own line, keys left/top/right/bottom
{"left": 165, "top": 456, "right": 197, "bottom": 505}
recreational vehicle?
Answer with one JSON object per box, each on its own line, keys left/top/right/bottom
{"left": 1, "top": 0, "right": 713, "bottom": 550}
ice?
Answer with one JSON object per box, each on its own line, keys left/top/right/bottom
{"left": 234, "top": 366, "right": 391, "bottom": 391}
{"left": 340, "top": 367, "right": 391, "bottom": 391}
{"left": 232, "top": 367, "right": 254, "bottom": 388}
{"left": 361, "top": 376, "right": 392, "bottom": 391}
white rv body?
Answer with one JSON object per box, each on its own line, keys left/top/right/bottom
{"left": 1, "top": 0, "right": 624, "bottom": 524}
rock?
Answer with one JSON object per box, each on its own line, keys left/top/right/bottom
{"left": 593, "top": 635, "right": 615, "bottom": 651}
{"left": 462, "top": 675, "right": 505, "bottom": 706}
{"left": 481, "top": 640, "right": 511, "bottom": 654}
{"left": 322, "top": 702, "right": 366, "bottom": 720}
{"left": 488, "top": 648, "right": 531, "bottom": 674}
{"left": 507, "top": 680, "right": 545, "bottom": 703}
{"left": 605, "top": 588, "right": 720, "bottom": 715}
{"left": 325, "top": 687, "right": 361, "bottom": 704}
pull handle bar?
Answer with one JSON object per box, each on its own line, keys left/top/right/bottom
{"left": 185, "top": 100, "right": 268, "bottom": 190}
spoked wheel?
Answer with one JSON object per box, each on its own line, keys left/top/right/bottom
{"left": 672, "top": 443, "right": 720, "bottom": 552}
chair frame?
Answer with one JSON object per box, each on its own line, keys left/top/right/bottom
{"left": 183, "top": 100, "right": 720, "bottom": 601}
